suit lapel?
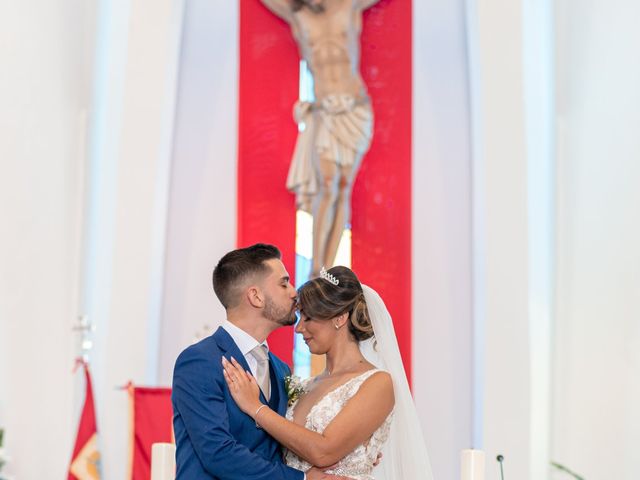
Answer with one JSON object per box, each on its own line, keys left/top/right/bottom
{"left": 213, "top": 327, "right": 274, "bottom": 405}
{"left": 212, "top": 327, "right": 252, "bottom": 374}
{"left": 268, "top": 353, "right": 289, "bottom": 416}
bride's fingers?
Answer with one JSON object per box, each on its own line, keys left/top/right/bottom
{"left": 222, "top": 357, "right": 235, "bottom": 375}
{"left": 223, "top": 358, "right": 259, "bottom": 392}
{"left": 223, "top": 368, "right": 236, "bottom": 385}
{"left": 228, "top": 357, "right": 242, "bottom": 373}
{"left": 223, "top": 356, "right": 241, "bottom": 374}
{"left": 244, "top": 372, "right": 259, "bottom": 389}
{"left": 223, "top": 364, "right": 244, "bottom": 387}
{"left": 222, "top": 369, "right": 237, "bottom": 390}
{"left": 230, "top": 356, "right": 244, "bottom": 371}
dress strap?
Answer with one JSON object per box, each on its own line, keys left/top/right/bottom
{"left": 341, "top": 368, "right": 383, "bottom": 396}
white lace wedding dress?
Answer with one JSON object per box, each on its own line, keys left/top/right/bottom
{"left": 284, "top": 369, "right": 393, "bottom": 480}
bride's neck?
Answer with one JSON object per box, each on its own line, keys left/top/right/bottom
{"left": 324, "top": 339, "right": 365, "bottom": 375}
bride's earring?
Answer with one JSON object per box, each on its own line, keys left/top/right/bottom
{"left": 334, "top": 323, "right": 340, "bottom": 330}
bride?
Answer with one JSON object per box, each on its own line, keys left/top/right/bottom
{"left": 222, "top": 266, "right": 433, "bottom": 479}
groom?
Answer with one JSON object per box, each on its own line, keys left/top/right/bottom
{"left": 172, "top": 244, "right": 341, "bottom": 479}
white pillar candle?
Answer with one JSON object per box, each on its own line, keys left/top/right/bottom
{"left": 461, "top": 449, "right": 485, "bottom": 480}
{"left": 151, "top": 442, "right": 176, "bottom": 480}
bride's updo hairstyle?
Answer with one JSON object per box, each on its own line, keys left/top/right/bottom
{"left": 297, "top": 266, "right": 374, "bottom": 342}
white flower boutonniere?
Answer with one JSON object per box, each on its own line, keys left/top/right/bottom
{"left": 284, "top": 375, "right": 306, "bottom": 407}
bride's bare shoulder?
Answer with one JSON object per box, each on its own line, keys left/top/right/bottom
{"left": 356, "top": 370, "right": 394, "bottom": 403}
{"left": 364, "top": 369, "right": 393, "bottom": 386}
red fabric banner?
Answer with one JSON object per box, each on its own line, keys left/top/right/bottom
{"left": 238, "top": 0, "right": 412, "bottom": 378}
{"left": 68, "top": 361, "right": 101, "bottom": 480}
{"left": 128, "top": 385, "right": 173, "bottom": 480}
{"left": 351, "top": 1, "right": 413, "bottom": 383}
{"left": 238, "top": 0, "right": 300, "bottom": 365}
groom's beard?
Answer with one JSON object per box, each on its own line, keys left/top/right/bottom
{"left": 263, "top": 295, "right": 297, "bottom": 326}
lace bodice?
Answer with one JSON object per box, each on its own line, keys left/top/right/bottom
{"left": 284, "top": 369, "right": 393, "bottom": 480}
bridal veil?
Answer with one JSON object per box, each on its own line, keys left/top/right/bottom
{"left": 359, "top": 285, "right": 434, "bottom": 480}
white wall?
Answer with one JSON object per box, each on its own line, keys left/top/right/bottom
{"left": 552, "top": 1, "right": 640, "bottom": 478}
{"left": 412, "top": 1, "right": 474, "bottom": 480}
{"left": 157, "top": 0, "right": 239, "bottom": 387}
{"left": 0, "top": 1, "right": 94, "bottom": 477}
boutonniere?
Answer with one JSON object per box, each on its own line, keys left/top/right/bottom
{"left": 284, "top": 375, "right": 306, "bottom": 407}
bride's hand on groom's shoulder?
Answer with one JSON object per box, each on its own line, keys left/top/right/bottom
{"left": 306, "top": 467, "right": 355, "bottom": 480}
{"left": 222, "top": 356, "right": 262, "bottom": 415}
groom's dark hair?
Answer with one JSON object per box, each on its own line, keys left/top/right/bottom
{"left": 212, "top": 243, "right": 282, "bottom": 309}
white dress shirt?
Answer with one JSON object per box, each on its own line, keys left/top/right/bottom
{"left": 221, "top": 320, "right": 269, "bottom": 378}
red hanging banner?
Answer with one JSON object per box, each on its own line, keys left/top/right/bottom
{"left": 351, "top": 0, "right": 413, "bottom": 383}
{"left": 68, "top": 361, "right": 101, "bottom": 480}
{"left": 128, "top": 385, "right": 173, "bottom": 480}
{"left": 238, "top": 0, "right": 412, "bottom": 378}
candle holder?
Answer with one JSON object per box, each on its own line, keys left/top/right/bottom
{"left": 461, "top": 449, "right": 485, "bottom": 480}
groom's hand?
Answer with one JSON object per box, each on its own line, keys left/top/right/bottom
{"left": 306, "top": 467, "right": 354, "bottom": 480}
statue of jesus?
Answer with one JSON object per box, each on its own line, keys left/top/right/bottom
{"left": 261, "top": 0, "right": 380, "bottom": 276}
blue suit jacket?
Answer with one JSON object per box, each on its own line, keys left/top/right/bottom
{"left": 172, "top": 327, "right": 304, "bottom": 480}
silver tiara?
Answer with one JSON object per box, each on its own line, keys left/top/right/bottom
{"left": 319, "top": 266, "right": 339, "bottom": 286}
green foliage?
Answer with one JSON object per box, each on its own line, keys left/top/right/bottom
{"left": 551, "top": 461, "right": 585, "bottom": 480}
{"left": 0, "top": 428, "right": 5, "bottom": 472}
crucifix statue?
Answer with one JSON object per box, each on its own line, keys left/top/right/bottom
{"left": 262, "top": 0, "right": 380, "bottom": 275}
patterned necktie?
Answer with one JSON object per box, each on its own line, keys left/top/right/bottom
{"left": 249, "top": 344, "right": 270, "bottom": 401}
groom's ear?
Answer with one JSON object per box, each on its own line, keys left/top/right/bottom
{"left": 247, "top": 286, "right": 264, "bottom": 308}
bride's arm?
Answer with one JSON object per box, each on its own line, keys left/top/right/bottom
{"left": 223, "top": 357, "right": 394, "bottom": 468}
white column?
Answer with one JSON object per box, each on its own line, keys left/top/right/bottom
{"left": 412, "top": 1, "right": 474, "bottom": 479}
{"left": 84, "top": 0, "right": 184, "bottom": 478}
{"left": 157, "top": 0, "right": 239, "bottom": 386}
{"left": 466, "top": 0, "right": 532, "bottom": 478}
{"left": 523, "top": 0, "right": 555, "bottom": 478}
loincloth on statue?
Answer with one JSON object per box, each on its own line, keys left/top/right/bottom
{"left": 286, "top": 94, "right": 373, "bottom": 213}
